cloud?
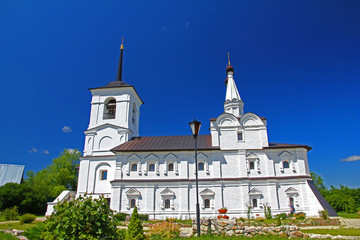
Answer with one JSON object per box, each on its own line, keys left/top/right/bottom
{"left": 185, "top": 22, "right": 191, "bottom": 28}
{"left": 62, "top": 126, "right": 72, "bottom": 133}
{"left": 28, "top": 147, "right": 38, "bottom": 153}
{"left": 160, "top": 26, "right": 167, "bottom": 32}
{"left": 42, "top": 150, "right": 50, "bottom": 154}
{"left": 341, "top": 155, "right": 360, "bottom": 162}
{"left": 66, "top": 148, "right": 80, "bottom": 154}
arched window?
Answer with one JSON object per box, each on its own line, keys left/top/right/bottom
{"left": 130, "top": 199, "right": 136, "bottom": 208}
{"left": 289, "top": 197, "right": 294, "bottom": 205}
{"left": 103, "top": 98, "right": 116, "bottom": 119}
{"left": 249, "top": 161, "right": 255, "bottom": 170}
{"left": 168, "top": 163, "right": 174, "bottom": 171}
{"left": 164, "top": 199, "right": 171, "bottom": 209}
{"left": 149, "top": 164, "right": 155, "bottom": 172}
{"left": 283, "top": 161, "right": 289, "bottom": 169}
{"left": 198, "top": 162, "right": 204, "bottom": 171}
{"left": 204, "top": 199, "right": 210, "bottom": 209}
{"left": 252, "top": 198, "right": 258, "bottom": 208}
{"left": 132, "top": 103, "right": 136, "bottom": 124}
{"left": 131, "top": 163, "right": 137, "bottom": 172}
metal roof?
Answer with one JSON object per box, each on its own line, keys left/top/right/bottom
{"left": 0, "top": 164, "right": 25, "bottom": 186}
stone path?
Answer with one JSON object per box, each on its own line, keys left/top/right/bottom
{"left": 340, "top": 218, "right": 360, "bottom": 228}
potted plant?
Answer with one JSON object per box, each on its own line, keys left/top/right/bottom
{"left": 217, "top": 215, "right": 229, "bottom": 219}
{"left": 218, "top": 207, "right": 227, "bottom": 214}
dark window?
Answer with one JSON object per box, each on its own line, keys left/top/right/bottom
{"left": 204, "top": 199, "right": 210, "bottom": 209}
{"left": 250, "top": 161, "right": 255, "bottom": 170}
{"left": 238, "top": 132, "right": 243, "bottom": 141}
{"left": 131, "top": 163, "right": 137, "bottom": 172}
{"left": 149, "top": 164, "right": 155, "bottom": 172}
{"left": 103, "top": 98, "right": 116, "bottom": 119}
{"left": 100, "top": 170, "right": 107, "bottom": 180}
{"left": 168, "top": 163, "right": 174, "bottom": 171}
{"left": 130, "top": 199, "right": 136, "bottom": 208}
{"left": 198, "top": 162, "right": 204, "bottom": 171}
{"left": 289, "top": 197, "right": 294, "bottom": 205}
{"left": 106, "top": 198, "right": 111, "bottom": 206}
{"left": 252, "top": 198, "right": 258, "bottom": 208}
{"left": 283, "top": 161, "right": 289, "bottom": 169}
{"left": 165, "top": 199, "right": 171, "bottom": 209}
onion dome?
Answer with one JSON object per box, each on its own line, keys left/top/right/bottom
{"left": 226, "top": 65, "right": 234, "bottom": 73}
{"left": 225, "top": 77, "right": 228, "bottom": 86}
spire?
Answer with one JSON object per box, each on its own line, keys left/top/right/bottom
{"left": 116, "top": 38, "right": 124, "bottom": 82}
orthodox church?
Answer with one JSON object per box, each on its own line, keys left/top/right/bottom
{"left": 46, "top": 43, "right": 336, "bottom": 219}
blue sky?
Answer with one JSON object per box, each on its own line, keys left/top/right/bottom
{"left": 1, "top": 0, "right": 359, "bottom": 187}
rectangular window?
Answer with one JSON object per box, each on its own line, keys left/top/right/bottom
{"left": 106, "top": 198, "right": 111, "bottom": 206}
{"left": 238, "top": 132, "right": 243, "bottom": 141}
{"left": 100, "top": 170, "right": 107, "bottom": 180}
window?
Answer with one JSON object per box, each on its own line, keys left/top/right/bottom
{"left": 238, "top": 132, "right": 243, "bottom": 141}
{"left": 164, "top": 199, "right": 171, "bottom": 209}
{"left": 103, "top": 98, "right": 116, "bottom": 119}
{"left": 252, "top": 198, "right": 258, "bottom": 208}
{"left": 149, "top": 164, "right": 155, "bottom": 172}
{"left": 131, "top": 163, "right": 137, "bottom": 172}
{"left": 204, "top": 199, "right": 210, "bottom": 209}
{"left": 106, "top": 198, "right": 111, "bottom": 206}
{"left": 168, "top": 163, "right": 174, "bottom": 171}
{"left": 100, "top": 170, "right": 107, "bottom": 180}
{"left": 283, "top": 161, "right": 289, "bottom": 169}
{"left": 198, "top": 162, "right": 204, "bottom": 171}
{"left": 132, "top": 103, "right": 136, "bottom": 124}
{"left": 130, "top": 199, "right": 136, "bottom": 208}
{"left": 249, "top": 161, "right": 255, "bottom": 170}
{"left": 289, "top": 197, "right": 294, "bottom": 205}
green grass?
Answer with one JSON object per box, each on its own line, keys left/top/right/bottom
{"left": 0, "top": 221, "right": 41, "bottom": 231}
{"left": 183, "top": 234, "right": 289, "bottom": 240}
{"left": 0, "top": 232, "right": 18, "bottom": 240}
{"left": 337, "top": 213, "right": 360, "bottom": 219}
{"left": 302, "top": 228, "right": 360, "bottom": 236}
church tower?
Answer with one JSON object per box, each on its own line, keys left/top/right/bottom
{"left": 224, "top": 53, "right": 244, "bottom": 118}
{"left": 83, "top": 42, "right": 143, "bottom": 156}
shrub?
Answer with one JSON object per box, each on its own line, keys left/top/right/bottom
{"left": 148, "top": 221, "right": 181, "bottom": 240}
{"left": 41, "top": 195, "right": 120, "bottom": 240}
{"left": 24, "top": 222, "right": 46, "bottom": 240}
{"left": 20, "top": 213, "right": 36, "bottom": 224}
{"left": 263, "top": 203, "right": 272, "bottom": 219}
{"left": 125, "top": 206, "right": 145, "bottom": 240}
{"left": 319, "top": 209, "right": 329, "bottom": 220}
{"left": 276, "top": 213, "right": 287, "bottom": 220}
{"left": 138, "top": 214, "right": 149, "bottom": 221}
{"left": 276, "top": 216, "right": 281, "bottom": 226}
{"left": 115, "top": 212, "right": 129, "bottom": 222}
{"left": 294, "top": 212, "right": 306, "bottom": 220}
{"left": 3, "top": 206, "right": 19, "bottom": 221}
{"left": 255, "top": 217, "right": 265, "bottom": 222}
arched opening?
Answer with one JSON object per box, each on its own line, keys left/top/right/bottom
{"left": 252, "top": 198, "right": 258, "bottom": 208}
{"left": 283, "top": 161, "right": 289, "bottom": 169}
{"left": 148, "top": 164, "right": 155, "bottom": 172}
{"left": 131, "top": 163, "right": 137, "bottom": 172}
{"left": 204, "top": 199, "right": 210, "bottom": 209}
{"left": 249, "top": 161, "right": 255, "bottom": 170}
{"left": 130, "top": 199, "right": 136, "bottom": 208}
{"left": 198, "top": 162, "right": 204, "bottom": 171}
{"left": 164, "top": 199, "right": 171, "bottom": 209}
{"left": 168, "top": 163, "right": 174, "bottom": 171}
{"left": 103, "top": 98, "right": 116, "bottom": 119}
{"left": 289, "top": 197, "right": 294, "bottom": 205}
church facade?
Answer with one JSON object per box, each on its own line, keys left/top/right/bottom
{"left": 65, "top": 46, "right": 335, "bottom": 219}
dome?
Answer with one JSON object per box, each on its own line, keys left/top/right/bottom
{"left": 226, "top": 65, "right": 234, "bottom": 73}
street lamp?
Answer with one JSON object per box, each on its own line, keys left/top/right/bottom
{"left": 189, "top": 119, "right": 201, "bottom": 237}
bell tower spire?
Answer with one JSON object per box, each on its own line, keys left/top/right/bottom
{"left": 116, "top": 37, "right": 124, "bottom": 82}
{"left": 224, "top": 53, "right": 244, "bottom": 117}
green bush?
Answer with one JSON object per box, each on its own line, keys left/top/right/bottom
{"left": 138, "top": 214, "right": 149, "bottom": 221}
{"left": 148, "top": 221, "right": 181, "bottom": 240}
{"left": 3, "top": 206, "right": 19, "bottom": 221}
{"left": 20, "top": 213, "right": 36, "bottom": 224}
{"left": 24, "top": 222, "right": 46, "bottom": 240}
{"left": 263, "top": 203, "right": 272, "bottom": 219}
{"left": 0, "top": 232, "right": 18, "bottom": 240}
{"left": 319, "top": 209, "right": 329, "bottom": 220}
{"left": 115, "top": 212, "right": 129, "bottom": 221}
{"left": 294, "top": 212, "right": 306, "bottom": 220}
{"left": 275, "top": 213, "right": 287, "bottom": 220}
{"left": 125, "top": 206, "right": 145, "bottom": 240}
{"left": 41, "top": 195, "right": 121, "bottom": 240}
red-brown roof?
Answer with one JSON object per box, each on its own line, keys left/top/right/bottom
{"left": 111, "top": 135, "right": 219, "bottom": 152}
{"left": 111, "top": 135, "right": 311, "bottom": 152}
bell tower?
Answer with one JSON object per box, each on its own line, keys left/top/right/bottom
{"left": 83, "top": 41, "right": 143, "bottom": 156}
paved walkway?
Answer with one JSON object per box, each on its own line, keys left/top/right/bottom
{"left": 340, "top": 218, "right": 360, "bottom": 228}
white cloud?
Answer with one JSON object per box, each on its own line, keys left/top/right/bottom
{"left": 341, "top": 155, "right": 360, "bottom": 162}
{"left": 28, "top": 147, "right": 38, "bottom": 153}
{"left": 42, "top": 150, "right": 50, "bottom": 154}
{"left": 160, "top": 26, "right": 167, "bottom": 32}
{"left": 66, "top": 148, "right": 80, "bottom": 154}
{"left": 62, "top": 126, "right": 72, "bottom": 133}
{"left": 28, "top": 147, "right": 49, "bottom": 154}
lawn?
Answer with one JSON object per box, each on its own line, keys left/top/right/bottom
{"left": 0, "top": 221, "right": 41, "bottom": 231}
{"left": 337, "top": 213, "right": 360, "bottom": 219}
{"left": 301, "top": 228, "right": 360, "bottom": 236}
{"left": 0, "top": 232, "right": 18, "bottom": 240}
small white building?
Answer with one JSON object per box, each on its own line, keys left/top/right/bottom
{"left": 47, "top": 46, "right": 336, "bottom": 219}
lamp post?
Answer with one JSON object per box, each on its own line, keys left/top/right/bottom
{"left": 189, "top": 119, "right": 201, "bottom": 237}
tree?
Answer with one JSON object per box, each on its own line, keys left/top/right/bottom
{"left": 41, "top": 195, "right": 121, "bottom": 240}
{"left": 310, "top": 171, "right": 327, "bottom": 195}
{"left": 125, "top": 206, "right": 145, "bottom": 240}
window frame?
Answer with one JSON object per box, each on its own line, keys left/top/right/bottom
{"left": 148, "top": 163, "right": 155, "bottom": 172}
{"left": 100, "top": 170, "right": 108, "bottom": 180}
{"left": 131, "top": 163, "right": 137, "bottom": 172}
{"left": 283, "top": 161, "right": 290, "bottom": 169}
{"left": 198, "top": 162, "right": 204, "bottom": 171}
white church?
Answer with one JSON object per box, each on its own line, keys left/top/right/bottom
{"left": 46, "top": 44, "right": 336, "bottom": 219}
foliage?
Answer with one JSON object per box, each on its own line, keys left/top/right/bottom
{"left": 263, "top": 203, "right": 272, "bottom": 219}
{"left": 125, "top": 206, "right": 145, "bottom": 240}
{"left": 310, "top": 172, "right": 327, "bottom": 195}
{"left": 246, "top": 202, "right": 252, "bottom": 220}
{"left": 24, "top": 222, "right": 46, "bottom": 240}
{"left": 301, "top": 228, "right": 360, "bottom": 236}
{"left": 114, "top": 212, "right": 129, "bottom": 221}
{"left": 319, "top": 209, "right": 329, "bottom": 220}
{"left": 294, "top": 212, "right": 306, "bottom": 220}
{"left": 219, "top": 207, "right": 227, "bottom": 210}
{"left": 138, "top": 213, "right": 149, "bottom": 221}
{"left": 0, "top": 232, "right": 18, "bottom": 240}
{"left": 0, "top": 221, "right": 40, "bottom": 231}
{"left": 337, "top": 212, "right": 360, "bottom": 219}
{"left": 276, "top": 216, "right": 281, "bottom": 226}
{"left": 2, "top": 206, "right": 18, "bottom": 221}
{"left": 41, "top": 195, "right": 120, "bottom": 240}
{"left": 20, "top": 213, "right": 36, "bottom": 224}
{"left": 275, "top": 213, "right": 287, "bottom": 220}
{"left": 148, "top": 221, "right": 181, "bottom": 240}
